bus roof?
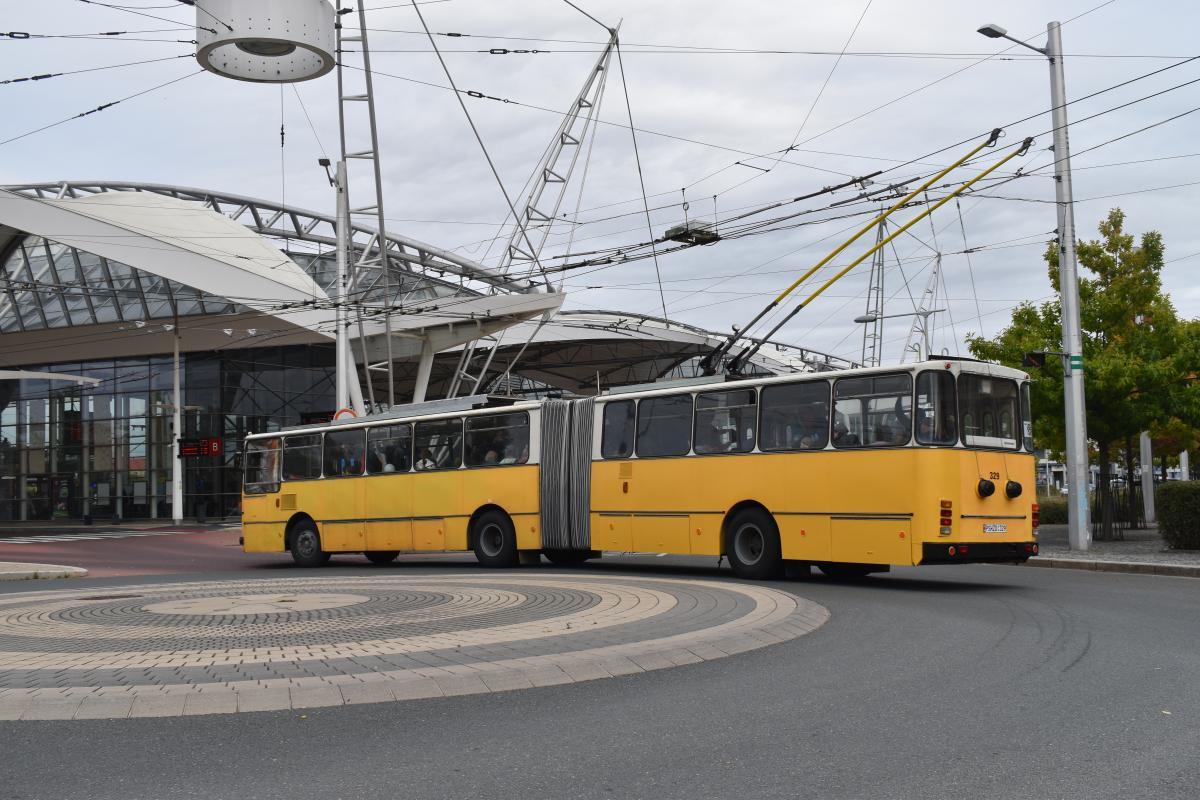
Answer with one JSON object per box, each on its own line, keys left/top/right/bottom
{"left": 245, "top": 358, "right": 1028, "bottom": 442}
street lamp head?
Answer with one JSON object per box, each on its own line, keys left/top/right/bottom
{"left": 977, "top": 23, "right": 1008, "bottom": 38}
{"left": 854, "top": 314, "right": 878, "bottom": 324}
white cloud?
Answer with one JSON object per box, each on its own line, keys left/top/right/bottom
{"left": 2, "top": 0, "right": 1197, "bottom": 365}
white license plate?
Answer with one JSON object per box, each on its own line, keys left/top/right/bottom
{"left": 983, "top": 523, "right": 1008, "bottom": 534}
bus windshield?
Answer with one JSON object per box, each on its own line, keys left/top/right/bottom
{"left": 959, "top": 374, "right": 1020, "bottom": 450}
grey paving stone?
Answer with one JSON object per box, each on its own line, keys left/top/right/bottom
{"left": 384, "top": 677, "right": 444, "bottom": 700}
{"left": 182, "top": 691, "right": 238, "bottom": 716}
{"left": 129, "top": 694, "right": 187, "bottom": 718}
{"left": 20, "top": 700, "right": 80, "bottom": 721}
{"left": 430, "top": 673, "right": 489, "bottom": 697}
{"left": 338, "top": 682, "right": 395, "bottom": 705}
{"left": 288, "top": 686, "right": 344, "bottom": 709}
{"left": 74, "top": 697, "right": 134, "bottom": 720}
{"left": 235, "top": 689, "right": 292, "bottom": 713}
{"left": 0, "top": 573, "right": 828, "bottom": 719}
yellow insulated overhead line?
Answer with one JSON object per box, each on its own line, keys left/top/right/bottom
{"left": 728, "top": 132, "right": 1034, "bottom": 372}
{"left": 702, "top": 128, "right": 1003, "bottom": 374}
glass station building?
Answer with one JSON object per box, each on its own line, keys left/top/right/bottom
{"left": 0, "top": 182, "right": 853, "bottom": 522}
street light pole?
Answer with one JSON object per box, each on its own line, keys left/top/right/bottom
{"left": 979, "top": 21, "right": 1091, "bottom": 551}
{"left": 1045, "top": 21, "right": 1092, "bottom": 552}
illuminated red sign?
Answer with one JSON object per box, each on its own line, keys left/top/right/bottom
{"left": 178, "top": 438, "right": 223, "bottom": 458}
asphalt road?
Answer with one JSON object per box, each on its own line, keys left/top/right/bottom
{"left": 2, "top": 556, "right": 1198, "bottom": 800}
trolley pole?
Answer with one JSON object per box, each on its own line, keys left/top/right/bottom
{"left": 978, "top": 20, "right": 1091, "bottom": 551}
{"left": 1046, "top": 21, "right": 1092, "bottom": 552}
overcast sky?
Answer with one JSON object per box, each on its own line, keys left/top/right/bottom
{"left": 3, "top": 0, "right": 1197, "bottom": 366}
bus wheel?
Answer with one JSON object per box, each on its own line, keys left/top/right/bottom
{"left": 364, "top": 551, "right": 399, "bottom": 565}
{"left": 726, "top": 508, "right": 782, "bottom": 580}
{"left": 544, "top": 550, "right": 589, "bottom": 567}
{"left": 473, "top": 510, "right": 518, "bottom": 568}
{"left": 290, "top": 521, "right": 330, "bottom": 568}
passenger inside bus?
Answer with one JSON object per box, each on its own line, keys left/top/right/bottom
{"left": 832, "top": 413, "right": 860, "bottom": 447}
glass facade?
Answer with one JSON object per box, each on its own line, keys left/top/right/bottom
{"left": 0, "top": 345, "right": 335, "bottom": 521}
{"left": 0, "top": 236, "right": 243, "bottom": 332}
{"left": 0, "top": 216, "right": 469, "bottom": 523}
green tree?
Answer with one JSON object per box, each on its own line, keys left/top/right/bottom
{"left": 968, "top": 208, "right": 1191, "bottom": 540}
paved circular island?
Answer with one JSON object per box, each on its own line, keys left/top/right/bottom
{"left": 0, "top": 573, "right": 827, "bottom": 720}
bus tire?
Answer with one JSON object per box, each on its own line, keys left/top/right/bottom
{"left": 472, "top": 509, "right": 518, "bottom": 568}
{"left": 725, "top": 507, "right": 782, "bottom": 580}
{"left": 364, "top": 551, "right": 399, "bottom": 565}
{"left": 290, "top": 520, "right": 330, "bottom": 568}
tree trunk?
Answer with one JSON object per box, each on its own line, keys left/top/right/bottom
{"left": 1160, "top": 452, "right": 1168, "bottom": 483}
{"left": 1096, "top": 440, "right": 1115, "bottom": 541}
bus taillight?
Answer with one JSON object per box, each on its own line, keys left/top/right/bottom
{"left": 1032, "top": 503, "right": 1040, "bottom": 529}
{"left": 939, "top": 499, "right": 952, "bottom": 535}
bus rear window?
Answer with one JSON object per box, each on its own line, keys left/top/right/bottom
{"left": 244, "top": 438, "right": 281, "bottom": 494}
{"left": 833, "top": 373, "right": 912, "bottom": 447}
{"left": 959, "top": 374, "right": 1019, "bottom": 450}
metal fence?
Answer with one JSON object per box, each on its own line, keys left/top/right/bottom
{"left": 1092, "top": 482, "right": 1146, "bottom": 539}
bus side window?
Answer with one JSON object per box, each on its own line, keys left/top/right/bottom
{"left": 282, "top": 434, "right": 322, "bottom": 480}
{"left": 915, "top": 371, "right": 958, "bottom": 446}
{"left": 1020, "top": 382, "right": 1034, "bottom": 451}
{"left": 760, "top": 381, "right": 830, "bottom": 451}
{"left": 465, "top": 412, "right": 530, "bottom": 466}
{"left": 694, "top": 389, "right": 756, "bottom": 454}
{"left": 414, "top": 418, "right": 463, "bottom": 471}
{"left": 601, "top": 400, "right": 635, "bottom": 459}
{"left": 636, "top": 394, "right": 692, "bottom": 458}
{"left": 833, "top": 373, "right": 912, "bottom": 447}
{"left": 368, "top": 424, "right": 412, "bottom": 474}
{"left": 324, "top": 428, "right": 366, "bottom": 476}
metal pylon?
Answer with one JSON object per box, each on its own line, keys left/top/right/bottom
{"left": 860, "top": 218, "right": 887, "bottom": 368}
{"left": 445, "top": 30, "right": 617, "bottom": 399}
{"left": 902, "top": 253, "right": 941, "bottom": 363}
{"left": 337, "top": 1, "right": 397, "bottom": 409}
{"left": 495, "top": 29, "right": 617, "bottom": 280}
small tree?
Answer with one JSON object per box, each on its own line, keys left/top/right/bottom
{"left": 969, "top": 209, "right": 1190, "bottom": 540}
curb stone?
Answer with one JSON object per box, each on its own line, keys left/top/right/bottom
{"left": 0, "top": 562, "right": 88, "bottom": 582}
{"left": 1022, "top": 558, "right": 1200, "bottom": 579}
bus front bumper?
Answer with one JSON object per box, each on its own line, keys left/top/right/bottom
{"left": 921, "top": 541, "right": 1038, "bottom": 565}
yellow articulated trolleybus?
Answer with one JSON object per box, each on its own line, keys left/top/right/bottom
{"left": 240, "top": 358, "right": 1041, "bottom": 579}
